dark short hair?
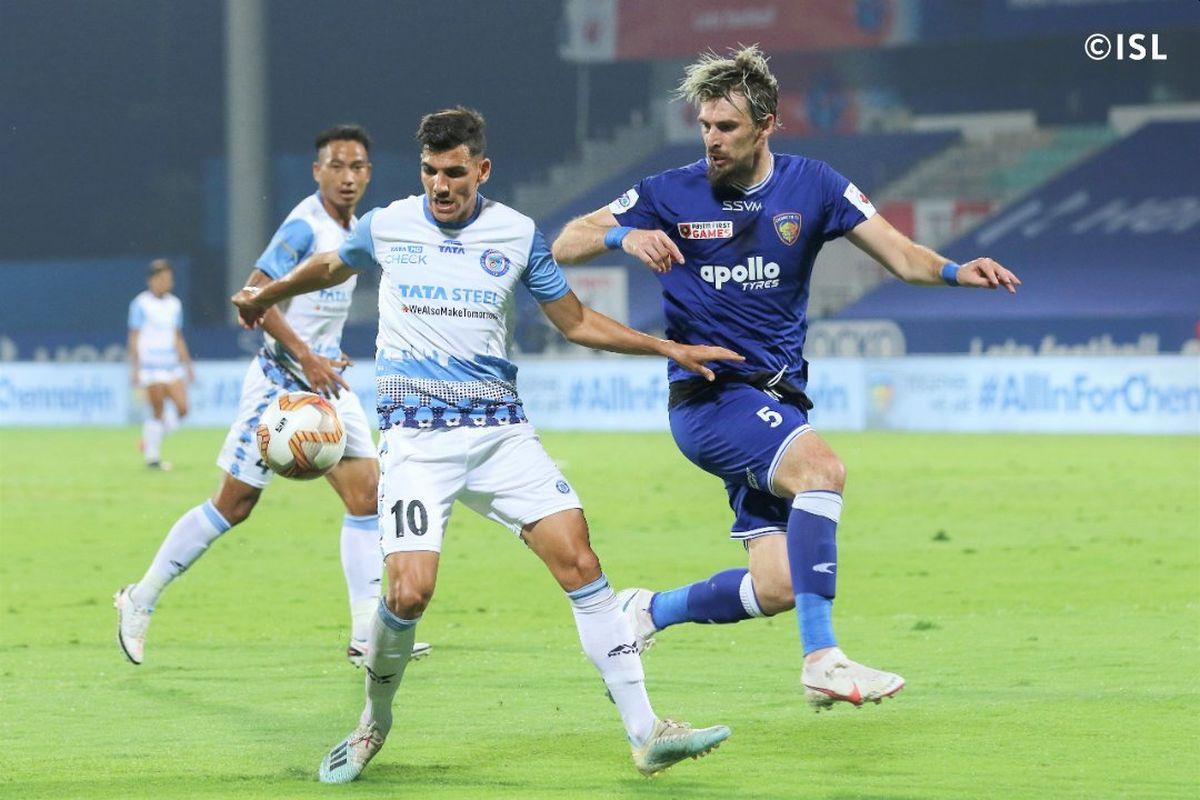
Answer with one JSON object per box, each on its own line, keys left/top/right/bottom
{"left": 314, "top": 124, "right": 372, "bottom": 155}
{"left": 147, "top": 259, "right": 173, "bottom": 277}
{"left": 415, "top": 107, "right": 487, "bottom": 157}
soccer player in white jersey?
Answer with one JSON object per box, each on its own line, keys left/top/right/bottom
{"left": 128, "top": 259, "right": 193, "bottom": 470}
{"left": 233, "top": 108, "right": 742, "bottom": 781}
{"left": 115, "top": 125, "right": 429, "bottom": 667}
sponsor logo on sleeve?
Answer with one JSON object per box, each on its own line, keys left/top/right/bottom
{"left": 479, "top": 248, "right": 511, "bottom": 277}
{"left": 843, "top": 183, "right": 877, "bottom": 217}
{"left": 607, "top": 187, "right": 639, "bottom": 215}
{"left": 773, "top": 212, "right": 801, "bottom": 246}
{"left": 677, "top": 221, "right": 733, "bottom": 240}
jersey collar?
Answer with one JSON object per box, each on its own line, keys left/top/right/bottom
{"left": 422, "top": 193, "right": 486, "bottom": 230}
{"left": 728, "top": 152, "right": 775, "bottom": 196}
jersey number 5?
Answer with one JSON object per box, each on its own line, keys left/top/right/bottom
{"left": 390, "top": 499, "right": 429, "bottom": 537}
{"left": 756, "top": 406, "right": 783, "bottom": 428}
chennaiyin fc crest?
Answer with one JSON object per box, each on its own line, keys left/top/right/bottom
{"left": 773, "top": 212, "right": 801, "bottom": 246}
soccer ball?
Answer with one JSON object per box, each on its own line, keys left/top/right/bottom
{"left": 256, "top": 392, "right": 346, "bottom": 479}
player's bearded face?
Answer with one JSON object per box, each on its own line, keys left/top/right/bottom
{"left": 421, "top": 145, "right": 491, "bottom": 225}
{"left": 313, "top": 140, "right": 372, "bottom": 214}
{"left": 698, "top": 95, "right": 766, "bottom": 188}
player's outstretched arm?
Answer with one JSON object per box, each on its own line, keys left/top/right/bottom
{"left": 846, "top": 215, "right": 1020, "bottom": 293}
{"left": 540, "top": 291, "right": 743, "bottom": 381}
{"left": 241, "top": 268, "right": 350, "bottom": 397}
{"left": 552, "top": 207, "right": 684, "bottom": 274}
{"left": 231, "top": 250, "right": 354, "bottom": 329}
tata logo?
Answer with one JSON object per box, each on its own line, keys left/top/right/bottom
{"left": 699, "top": 256, "right": 780, "bottom": 291}
{"left": 677, "top": 221, "right": 733, "bottom": 240}
{"left": 721, "top": 200, "right": 762, "bottom": 212}
{"left": 318, "top": 288, "right": 349, "bottom": 302}
{"left": 396, "top": 284, "right": 448, "bottom": 300}
{"left": 439, "top": 239, "right": 466, "bottom": 254}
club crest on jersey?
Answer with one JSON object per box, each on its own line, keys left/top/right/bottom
{"left": 773, "top": 212, "right": 801, "bottom": 246}
{"left": 479, "top": 249, "right": 511, "bottom": 277}
{"left": 677, "top": 221, "right": 733, "bottom": 240}
{"left": 607, "top": 188, "right": 639, "bottom": 215}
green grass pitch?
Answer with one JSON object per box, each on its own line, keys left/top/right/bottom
{"left": 1, "top": 427, "right": 1197, "bottom": 799}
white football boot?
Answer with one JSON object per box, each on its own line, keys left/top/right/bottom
{"left": 318, "top": 722, "right": 386, "bottom": 784}
{"left": 631, "top": 718, "right": 731, "bottom": 776}
{"left": 113, "top": 585, "right": 152, "bottom": 665}
{"left": 346, "top": 640, "right": 432, "bottom": 667}
{"left": 801, "top": 647, "right": 904, "bottom": 710}
{"left": 616, "top": 588, "right": 658, "bottom": 652}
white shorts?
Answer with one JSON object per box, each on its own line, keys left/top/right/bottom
{"left": 216, "top": 359, "right": 375, "bottom": 489}
{"left": 378, "top": 423, "right": 582, "bottom": 556}
{"left": 138, "top": 365, "right": 186, "bottom": 388}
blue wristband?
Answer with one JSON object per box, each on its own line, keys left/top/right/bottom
{"left": 940, "top": 262, "right": 961, "bottom": 286}
{"left": 604, "top": 226, "right": 633, "bottom": 250}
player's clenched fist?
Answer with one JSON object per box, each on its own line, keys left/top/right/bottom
{"left": 955, "top": 258, "right": 1021, "bottom": 294}
{"left": 623, "top": 229, "right": 685, "bottom": 274}
{"left": 231, "top": 285, "right": 267, "bottom": 329}
{"left": 665, "top": 343, "right": 745, "bottom": 382}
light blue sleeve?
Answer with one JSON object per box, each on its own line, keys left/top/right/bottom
{"left": 128, "top": 298, "right": 145, "bottom": 329}
{"left": 254, "top": 218, "right": 315, "bottom": 279}
{"left": 338, "top": 209, "right": 381, "bottom": 271}
{"left": 520, "top": 228, "right": 571, "bottom": 304}
{"left": 176, "top": 302, "right": 184, "bottom": 329}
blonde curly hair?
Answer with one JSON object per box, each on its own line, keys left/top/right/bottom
{"left": 675, "top": 44, "right": 780, "bottom": 129}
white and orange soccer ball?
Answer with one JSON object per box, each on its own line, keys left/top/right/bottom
{"left": 256, "top": 392, "right": 347, "bottom": 479}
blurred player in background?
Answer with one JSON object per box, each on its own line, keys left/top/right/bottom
{"left": 234, "top": 107, "right": 739, "bottom": 782}
{"left": 554, "top": 46, "right": 1020, "bottom": 710}
{"left": 115, "top": 125, "right": 430, "bottom": 667}
{"left": 128, "top": 259, "right": 193, "bottom": 470}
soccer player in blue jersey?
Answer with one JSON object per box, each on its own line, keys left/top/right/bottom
{"left": 233, "top": 107, "right": 741, "bottom": 781}
{"left": 553, "top": 46, "right": 1020, "bottom": 710}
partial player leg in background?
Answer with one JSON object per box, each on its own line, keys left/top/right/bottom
{"left": 115, "top": 473, "right": 260, "bottom": 664}
{"left": 162, "top": 377, "right": 189, "bottom": 436}
{"left": 142, "top": 382, "right": 169, "bottom": 469}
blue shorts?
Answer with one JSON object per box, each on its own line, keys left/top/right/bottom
{"left": 669, "top": 382, "right": 811, "bottom": 540}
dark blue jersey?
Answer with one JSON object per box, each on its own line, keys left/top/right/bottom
{"left": 610, "top": 153, "right": 876, "bottom": 387}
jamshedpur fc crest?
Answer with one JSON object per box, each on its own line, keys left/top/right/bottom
{"left": 773, "top": 212, "right": 801, "bottom": 246}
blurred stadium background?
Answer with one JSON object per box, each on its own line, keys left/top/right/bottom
{"left": 1, "top": 0, "right": 1196, "bottom": 434}
{"left": 1, "top": 2, "right": 1198, "bottom": 797}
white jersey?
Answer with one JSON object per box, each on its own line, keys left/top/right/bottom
{"left": 254, "top": 192, "right": 358, "bottom": 386}
{"left": 338, "top": 194, "right": 570, "bottom": 429}
{"left": 128, "top": 291, "right": 183, "bottom": 369}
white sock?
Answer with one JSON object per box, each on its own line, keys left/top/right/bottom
{"left": 130, "top": 501, "right": 232, "bottom": 609}
{"left": 143, "top": 418, "right": 165, "bottom": 462}
{"left": 360, "top": 599, "right": 417, "bottom": 737}
{"left": 341, "top": 514, "right": 383, "bottom": 641}
{"left": 568, "top": 574, "right": 657, "bottom": 746}
{"left": 163, "top": 405, "right": 181, "bottom": 434}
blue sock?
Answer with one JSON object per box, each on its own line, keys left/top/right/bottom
{"left": 786, "top": 491, "right": 843, "bottom": 654}
{"left": 649, "top": 568, "right": 764, "bottom": 629}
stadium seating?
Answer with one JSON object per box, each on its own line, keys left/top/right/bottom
{"left": 838, "top": 120, "right": 1200, "bottom": 353}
